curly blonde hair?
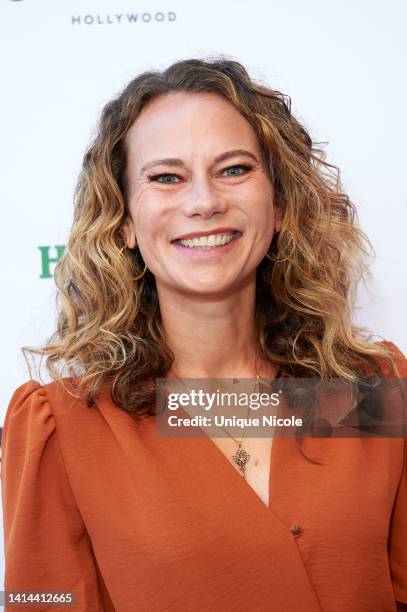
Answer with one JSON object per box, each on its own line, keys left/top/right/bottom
{"left": 23, "top": 56, "right": 399, "bottom": 419}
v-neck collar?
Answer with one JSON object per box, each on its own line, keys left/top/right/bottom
{"left": 195, "top": 424, "right": 286, "bottom": 516}
{"left": 95, "top": 393, "right": 323, "bottom": 611}
{"left": 175, "top": 430, "right": 322, "bottom": 610}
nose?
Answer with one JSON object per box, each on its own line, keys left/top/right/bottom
{"left": 181, "top": 174, "right": 228, "bottom": 219}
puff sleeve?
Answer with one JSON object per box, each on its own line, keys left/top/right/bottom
{"left": 1, "top": 381, "right": 113, "bottom": 611}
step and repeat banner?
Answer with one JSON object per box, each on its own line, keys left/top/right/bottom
{"left": 1, "top": 0, "right": 406, "bottom": 596}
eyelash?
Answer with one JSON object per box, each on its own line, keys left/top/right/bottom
{"left": 147, "top": 164, "right": 254, "bottom": 184}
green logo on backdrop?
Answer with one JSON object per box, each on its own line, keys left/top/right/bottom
{"left": 39, "top": 245, "right": 66, "bottom": 278}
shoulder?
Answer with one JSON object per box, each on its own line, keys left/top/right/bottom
{"left": 4, "top": 380, "right": 53, "bottom": 436}
{"left": 3, "top": 377, "right": 88, "bottom": 440}
{"left": 3, "top": 376, "right": 117, "bottom": 447}
{"left": 2, "top": 382, "right": 58, "bottom": 480}
{"left": 372, "top": 340, "right": 407, "bottom": 377}
{"left": 2, "top": 376, "right": 105, "bottom": 476}
{"left": 5, "top": 376, "right": 105, "bottom": 414}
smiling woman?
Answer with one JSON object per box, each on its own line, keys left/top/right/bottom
{"left": 120, "top": 91, "right": 279, "bottom": 290}
{"left": 2, "top": 57, "right": 407, "bottom": 612}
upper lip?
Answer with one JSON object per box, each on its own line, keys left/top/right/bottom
{"left": 172, "top": 227, "right": 241, "bottom": 241}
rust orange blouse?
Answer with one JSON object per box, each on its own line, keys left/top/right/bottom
{"left": 1, "top": 340, "right": 407, "bottom": 611}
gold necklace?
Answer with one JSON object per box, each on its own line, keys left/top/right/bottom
{"left": 170, "top": 362, "right": 261, "bottom": 480}
{"left": 229, "top": 374, "right": 259, "bottom": 478}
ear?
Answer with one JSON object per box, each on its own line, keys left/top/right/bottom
{"left": 274, "top": 203, "right": 282, "bottom": 233}
{"left": 120, "top": 214, "right": 136, "bottom": 249}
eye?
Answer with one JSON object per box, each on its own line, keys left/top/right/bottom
{"left": 222, "top": 164, "right": 253, "bottom": 177}
{"left": 147, "top": 164, "right": 253, "bottom": 184}
{"left": 147, "top": 173, "right": 181, "bottom": 184}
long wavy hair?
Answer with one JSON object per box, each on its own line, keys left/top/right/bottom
{"left": 23, "top": 56, "right": 399, "bottom": 420}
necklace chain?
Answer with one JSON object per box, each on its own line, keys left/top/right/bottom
{"left": 170, "top": 358, "right": 261, "bottom": 478}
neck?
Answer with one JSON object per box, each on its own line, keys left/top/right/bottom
{"left": 156, "top": 280, "right": 275, "bottom": 380}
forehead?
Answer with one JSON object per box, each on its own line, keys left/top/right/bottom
{"left": 125, "top": 91, "right": 261, "bottom": 161}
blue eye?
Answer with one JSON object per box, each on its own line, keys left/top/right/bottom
{"left": 148, "top": 173, "right": 180, "bottom": 184}
{"left": 223, "top": 164, "right": 252, "bottom": 176}
{"left": 147, "top": 164, "right": 253, "bottom": 184}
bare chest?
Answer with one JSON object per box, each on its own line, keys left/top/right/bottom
{"left": 208, "top": 436, "right": 273, "bottom": 507}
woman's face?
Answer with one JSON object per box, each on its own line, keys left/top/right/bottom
{"left": 121, "top": 91, "right": 280, "bottom": 297}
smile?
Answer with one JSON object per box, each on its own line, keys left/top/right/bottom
{"left": 174, "top": 232, "right": 240, "bottom": 249}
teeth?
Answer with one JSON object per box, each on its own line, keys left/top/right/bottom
{"left": 176, "top": 232, "right": 237, "bottom": 248}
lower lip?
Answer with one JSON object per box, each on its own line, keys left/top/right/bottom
{"left": 171, "top": 233, "right": 242, "bottom": 258}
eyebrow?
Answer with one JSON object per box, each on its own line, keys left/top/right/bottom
{"left": 140, "top": 149, "right": 259, "bottom": 174}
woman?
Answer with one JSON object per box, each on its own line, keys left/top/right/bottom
{"left": 2, "top": 57, "right": 406, "bottom": 611}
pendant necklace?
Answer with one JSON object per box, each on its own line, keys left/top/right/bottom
{"left": 170, "top": 362, "right": 261, "bottom": 480}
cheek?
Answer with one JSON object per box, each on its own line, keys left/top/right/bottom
{"left": 241, "top": 178, "right": 273, "bottom": 208}
{"left": 248, "top": 192, "right": 275, "bottom": 224}
{"left": 130, "top": 192, "right": 162, "bottom": 231}
{"left": 134, "top": 207, "right": 168, "bottom": 247}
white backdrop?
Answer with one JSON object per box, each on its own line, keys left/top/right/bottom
{"left": 1, "top": 0, "right": 406, "bottom": 600}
